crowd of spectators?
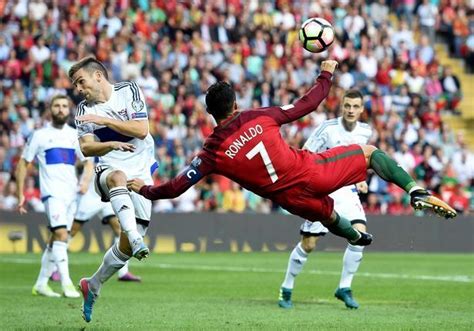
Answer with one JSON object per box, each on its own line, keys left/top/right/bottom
{"left": 0, "top": 0, "right": 472, "bottom": 216}
{"left": 435, "top": 0, "right": 474, "bottom": 73}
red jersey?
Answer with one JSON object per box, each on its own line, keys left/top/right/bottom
{"left": 140, "top": 71, "right": 367, "bottom": 220}
{"left": 141, "top": 71, "right": 332, "bottom": 196}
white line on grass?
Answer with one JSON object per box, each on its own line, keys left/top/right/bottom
{"left": 155, "top": 263, "right": 474, "bottom": 283}
{"left": 1, "top": 257, "right": 472, "bottom": 283}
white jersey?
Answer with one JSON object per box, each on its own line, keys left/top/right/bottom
{"left": 75, "top": 81, "right": 156, "bottom": 179}
{"left": 21, "top": 124, "right": 84, "bottom": 201}
{"left": 304, "top": 117, "right": 372, "bottom": 153}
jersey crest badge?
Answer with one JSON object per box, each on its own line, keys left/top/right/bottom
{"left": 132, "top": 100, "right": 145, "bottom": 112}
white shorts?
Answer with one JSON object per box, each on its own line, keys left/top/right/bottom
{"left": 95, "top": 166, "right": 153, "bottom": 221}
{"left": 300, "top": 186, "right": 367, "bottom": 236}
{"left": 44, "top": 196, "right": 77, "bottom": 231}
{"left": 75, "top": 191, "right": 115, "bottom": 223}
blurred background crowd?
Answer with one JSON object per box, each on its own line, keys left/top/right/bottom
{"left": 0, "top": 0, "right": 473, "bottom": 215}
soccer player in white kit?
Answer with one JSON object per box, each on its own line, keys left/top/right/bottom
{"left": 70, "top": 158, "right": 141, "bottom": 282}
{"left": 279, "top": 90, "right": 372, "bottom": 309}
{"left": 69, "top": 56, "right": 157, "bottom": 323}
{"left": 16, "top": 95, "right": 83, "bottom": 298}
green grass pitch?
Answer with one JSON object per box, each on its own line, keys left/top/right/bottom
{"left": 1, "top": 252, "right": 473, "bottom": 330}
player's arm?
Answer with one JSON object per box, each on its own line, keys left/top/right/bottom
{"left": 16, "top": 132, "right": 40, "bottom": 214}
{"left": 74, "top": 142, "right": 94, "bottom": 194}
{"left": 270, "top": 60, "right": 337, "bottom": 124}
{"left": 76, "top": 115, "right": 148, "bottom": 140}
{"left": 104, "top": 118, "right": 148, "bottom": 139}
{"left": 77, "top": 82, "right": 149, "bottom": 139}
{"left": 15, "top": 158, "right": 31, "bottom": 214}
{"left": 127, "top": 156, "right": 213, "bottom": 200}
{"left": 78, "top": 158, "right": 94, "bottom": 194}
{"left": 79, "top": 134, "right": 135, "bottom": 157}
{"left": 129, "top": 174, "right": 197, "bottom": 200}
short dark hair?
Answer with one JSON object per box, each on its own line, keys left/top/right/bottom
{"left": 205, "top": 81, "right": 236, "bottom": 119}
{"left": 343, "top": 89, "right": 363, "bottom": 100}
{"left": 68, "top": 56, "right": 109, "bottom": 80}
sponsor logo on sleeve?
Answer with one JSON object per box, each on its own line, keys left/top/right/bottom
{"left": 131, "top": 112, "right": 148, "bottom": 119}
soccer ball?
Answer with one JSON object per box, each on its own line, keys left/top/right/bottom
{"left": 299, "top": 17, "right": 335, "bottom": 53}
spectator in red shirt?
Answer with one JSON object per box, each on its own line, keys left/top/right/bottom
{"left": 23, "top": 177, "right": 40, "bottom": 202}
{"left": 387, "top": 191, "right": 411, "bottom": 215}
{"left": 421, "top": 100, "right": 442, "bottom": 129}
{"left": 364, "top": 193, "right": 382, "bottom": 215}
{"left": 448, "top": 184, "right": 470, "bottom": 214}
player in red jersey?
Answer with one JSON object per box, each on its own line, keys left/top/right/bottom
{"left": 128, "top": 60, "right": 456, "bottom": 245}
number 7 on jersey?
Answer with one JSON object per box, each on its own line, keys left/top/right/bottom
{"left": 246, "top": 141, "right": 279, "bottom": 183}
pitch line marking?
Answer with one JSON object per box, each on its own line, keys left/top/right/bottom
{"left": 151, "top": 263, "right": 473, "bottom": 283}
{"left": 0, "top": 257, "right": 471, "bottom": 283}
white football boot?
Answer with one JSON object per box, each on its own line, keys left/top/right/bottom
{"left": 32, "top": 284, "right": 61, "bottom": 297}
{"left": 63, "top": 284, "right": 81, "bottom": 298}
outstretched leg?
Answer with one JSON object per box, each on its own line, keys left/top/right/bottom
{"left": 361, "top": 145, "right": 456, "bottom": 219}
{"left": 324, "top": 212, "right": 373, "bottom": 246}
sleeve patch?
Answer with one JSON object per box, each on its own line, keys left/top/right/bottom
{"left": 77, "top": 123, "right": 95, "bottom": 136}
{"left": 131, "top": 112, "right": 148, "bottom": 119}
{"left": 280, "top": 104, "right": 295, "bottom": 111}
{"left": 179, "top": 157, "right": 204, "bottom": 184}
{"left": 132, "top": 100, "right": 145, "bottom": 112}
{"left": 183, "top": 165, "right": 203, "bottom": 184}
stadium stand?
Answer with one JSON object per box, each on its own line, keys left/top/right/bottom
{"left": 0, "top": 0, "right": 472, "bottom": 215}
